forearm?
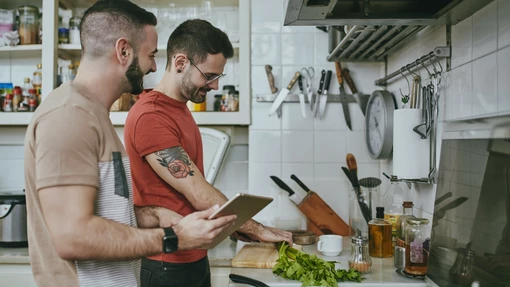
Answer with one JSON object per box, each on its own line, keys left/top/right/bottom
{"left": 238, "top": 219, "right": 263, "bottom": 235}
{"left": 134, "top": 206, "right": 160, "bottom": 228}
{"left": 184, "top": 182, "right": 228, "bottom": 211}
{"left": 59, "top": 216, "right": 163, "bottom": 261}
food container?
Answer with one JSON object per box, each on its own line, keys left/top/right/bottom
{"left": 0, "top": 9, "right": 15, "bottom": 46}
{"left": 17, "top": 5, "right": 39, "bottom": 45}
{"left": 288, "top": 230, "right": 316, "bottom": 245}
{"left": 348, "top": 235, "right": 372, "bottom": 273}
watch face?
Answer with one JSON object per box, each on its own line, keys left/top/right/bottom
{"left": 366, "top": 94, "right": 385, "bottom": 157}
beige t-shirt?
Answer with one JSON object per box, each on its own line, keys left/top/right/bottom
{"left": 24, "top": 82, "right": 139, "bottom": 287}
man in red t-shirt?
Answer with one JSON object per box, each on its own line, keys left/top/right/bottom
{"left": 124, "top": 20, "right": 292, "bottom": 287}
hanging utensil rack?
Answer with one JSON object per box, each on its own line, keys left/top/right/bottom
{"left": 374, "top": 46, "right": 450, "bottom": 86}
{"left": 327, "top": 25, "right": 427, "bottom": 62}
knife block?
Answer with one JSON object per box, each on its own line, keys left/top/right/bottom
{"left": 298, "top": 192, "right": 350, "bottom": 236}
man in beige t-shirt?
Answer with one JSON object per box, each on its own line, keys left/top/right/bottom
{"left": 23, "top": 1, "right": 235, "bottom": 287}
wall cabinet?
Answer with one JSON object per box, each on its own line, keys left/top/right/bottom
{"left": 0, "top": 0, "right": 251, "bottom": 125}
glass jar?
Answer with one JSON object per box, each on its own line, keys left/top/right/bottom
{"left": 69, "top": 16, "right": 81, "bottom": 45}
{"left": 404, "top": 218, "right": 430, "bottom": 275}
{"left": 348, "top": 235, "right": 372, "bottom": 273}
{"left": 12, "top": 86, "right": 22, "bottom": 112}
{"left": 213, "top": 94, "right": 222, "bottom": 111}
{"left": 3, "top": 93, "right": 13, "bottom": 112}
{"left": 17, "top": 5, "right": 39, "bottom": 45}
{"left": 58, "top": 27, "right": 69, "bottom": 44}
{"left": 222, "top": 85, "right": 235, "bottom": 111}
{"left": 449, "top": 249, "right": 475, "bottom": 286}
{"left": 384, "top": 177, "right": 408, "bottom": 245}
{"left": 232, "top": 90, "right": 239, "bottom": 111}
{"left": 349, "top": 187, "right": 370, "bottom": 238}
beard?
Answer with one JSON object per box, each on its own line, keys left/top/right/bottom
{"left": 125, "top": 56, "right": 145, "bottom": 95}
{"left": 181, "top": 70, "right": 210, "bottom": 103}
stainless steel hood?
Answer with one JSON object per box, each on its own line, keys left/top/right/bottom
{"left": 285, "top": 0, "right": 494, "bottom": 26}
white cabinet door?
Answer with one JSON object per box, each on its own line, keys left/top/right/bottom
{"left": 0, "top": 264, "right": 37, "bottom": 287}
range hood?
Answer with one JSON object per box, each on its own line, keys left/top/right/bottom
{"left": 285, "top": 0, "right": 493, "bottom": 26}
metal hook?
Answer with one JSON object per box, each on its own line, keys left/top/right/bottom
{"left": 406, "top": 63, "right": 420, "bottom": 78}
{"left": 420, "top": 57, "right": 433, "bottom": 79}
{"left": 429, "top": 53, "right": 438, "bottom": 75}
{"left": 414, "top": 59, "right": 423, "bottom": 78}
{"left": 399, "top": 67, "right": 411, "bottom": 98}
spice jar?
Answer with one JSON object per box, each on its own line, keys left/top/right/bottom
{"left": 29, "top": 98, "right": 37, "bottom": 112}
{"left": 348, "top": 235, "right": 372, "bottom": 273}
{"left": 3, "top": 94, "right": 13, "bottom": 112}
{"left": 404, "top": 218, "right": 430, "bottom": 275}
{"left": 69, "top": 16, "right": 81, "bottom": 45}
{"left": 222, "top": 85, "right": 235, "bottom": 111}
{"left": 213, "top": 94, "right": 222, "bottom": 111}
{"left": 12, "top": 86, "right": 22, "bottom": 112}
{"left": 17, "top": 5, "right": 39, "bottom": 45}
{"left": 449, "top": 248, "right": 475, "bottom": 286}
{"left": 58, "top": 28, "right": 69, "bottom": 44}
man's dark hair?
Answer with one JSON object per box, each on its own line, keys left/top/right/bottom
{"left": 165, "top": 19, "right": 234, "bottom": 69}
{"left": 80, "top": 0, "right": 157, "bottom": 58}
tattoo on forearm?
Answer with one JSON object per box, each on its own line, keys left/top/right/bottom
{"left": 155, "top": 147, "right": 195, "bottom": 178}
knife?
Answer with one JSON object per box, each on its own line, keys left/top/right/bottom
{"left": 342, "top": 68, "right": 367, "bottom": 116}
{"left": 313, "top": 70, "right": 326, "bottom": 118}
{"left": 290, "top": 174, "right": 311, "bottom": 194}
{"left": 270, "top": 175, "right": 303, "bottom": 205}
{"left": 269, "top": 72, "right": 301, "bottom": 116}
{"left": 229, "top": 274, "right": 270, "bottom": 287}
{"left": 433, "top": 197, "right": 468, "bottom": 227}
{"left": 318, "top": 70, "right": 332, "bottom": 120}
{"left": 265, "top": 65, "right": 282, "bottom": 118}
{"left": 335, "top": 62, "right": 352, "bottom": 130}
{"left": 297, "top": 75, "right": 306, "bottom": 118}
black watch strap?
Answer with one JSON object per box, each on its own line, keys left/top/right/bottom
{"left": 162, "top": 227, "right": 178, "bottom": 254}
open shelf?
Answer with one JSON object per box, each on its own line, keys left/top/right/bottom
{"left": 0, "top": 110, "right": 249, "bottom": 126}
{"left": 0, "top": 45, "right": 42, "bottom": 57}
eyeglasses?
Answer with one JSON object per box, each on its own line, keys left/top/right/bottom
{"left": 189, "top": 58, "right": 225, "bottom": 85}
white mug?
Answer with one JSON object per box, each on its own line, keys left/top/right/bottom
{"left": 317, "top": 235, "right": 343, "bottom": 256}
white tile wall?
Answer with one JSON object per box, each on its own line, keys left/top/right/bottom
{"left": 450, "top": 63, "right": 473, "bottom": 119}
{"left": 472, "top": 53, "right": 498, "bottom": 117}
{"left": 498, "top": 0, "right": 510, "bottom": 49}
{"left": 249, "top": 0, "right": 383, "bottom": 223}
{"left": 452, "top": 16, "right": 473, "bottom": 69}
{"left": 472, "top": 1, "right": 498, "bottom": 60}
{"left": 498, "top": 46, "right": 510, "bottom": 114}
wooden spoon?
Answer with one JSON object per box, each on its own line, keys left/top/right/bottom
{"left": 346, "top": 153, "right": 358, "bottom": 176}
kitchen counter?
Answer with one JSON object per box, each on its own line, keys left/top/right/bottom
{"left": 0, "top": 239, "right": 238, "bottom": 267}
{"left": 228, "top": 240, "right": 431, "bottom": 287}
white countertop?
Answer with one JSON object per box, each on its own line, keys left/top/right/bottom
{"left": 228, "top": 240, "right": 431, "bottom": 287}
{"left": 0, "top": 239, "right": 238, "bottom": 266}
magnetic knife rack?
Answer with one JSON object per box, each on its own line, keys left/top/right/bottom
{"left": 255, "top": 93, "right": 361, "bottom": 104}
{"left": 379, "top": 47, "right": 451, "bottom": 185}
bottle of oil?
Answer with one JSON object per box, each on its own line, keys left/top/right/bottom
{"left": 368, "top": 207, "right": 393, "bottom": 258}
{"left": 384, "top": 177, "right": 408, "bottom": 245}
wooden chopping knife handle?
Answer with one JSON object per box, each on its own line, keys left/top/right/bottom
{"left": 287, "top": 72, "right": 301, "bottom": 90}
{"left": 265, "top": 65, "right": 278, "bottom": 94}
{"left": 342, "top": 68, "right": 358, "bottom": 94}
{"left": 334, "top": 62, "right": 343, "bottom": 85}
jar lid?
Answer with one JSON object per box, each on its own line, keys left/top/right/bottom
{"left": 59, "top": 28, "right": 69, "bottom": 33}
{"left": 406, "top": 218, "right": 429, "bottom": 225}
{"left": 351, "top": 236, "right": 368, "bottom": 245}
{"left": 402, "top": 201, "right": 414, "bottom": 208}
{"left": 214, "top": 94, "right": 222, "bottom": 98}
{"left": 222, "top": 85, "right": 235, "bottom": 91}
{"left": 29, "top": 89, "right": 36, "bottom": 93}
{"left": 18, "top": 5, "right": 39, "bottom": 13}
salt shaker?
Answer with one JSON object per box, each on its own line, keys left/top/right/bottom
{"left": 348, "top": 235, "right": 372, "bottom": 273}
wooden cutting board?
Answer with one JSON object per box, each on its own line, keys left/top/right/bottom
{"left": 231, "top": 243, "right": 279, "bottom": 268}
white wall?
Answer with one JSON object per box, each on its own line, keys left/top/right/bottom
{"left": 248, "top": 0, "right": 384, "bottom": 227}
{"left": 381, "top": 0, "right": 510, "bottom": 247}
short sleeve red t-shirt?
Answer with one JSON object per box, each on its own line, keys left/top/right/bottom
{"left": 124, "top": 90, "right": 205, "bottom": 263}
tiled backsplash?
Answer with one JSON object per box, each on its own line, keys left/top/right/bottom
{"left": 381, "top": 0, "right": 510, "bottom": 224}
{"left": 248, "top": 0, "right": 384, "bottom": 226}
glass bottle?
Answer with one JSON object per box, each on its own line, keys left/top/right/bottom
{"left": 449, "top": 249, "right": 475, "bottom": 286}
{"left": 69, "top": 16, "right": 81, "bottom": 45}
{"left": 348, "top": 235, "right": 372, "bottom": 273}
{"left": 213, "top": 94, "right": 222, "bottom": 111}
{"left": 384, "top": 177, "right": 407, "bottom": 245}
{"left": 396, "top": 201, "right": 415, "bottom": 248}
{"left": 368, "top": 207, "right": 393, "bottom": 258}
{"left": 404, "top": 218, "right": 430, "bottom": 275}
{"left": 349, "top": 187, "right": 370, "bottom": 238}
{"left": 222, "top": 85, "right": 235, "bottom": 111}
{"left": 33, "top": 63, "right": 42, "bottom": 91}
{"left": 17, "top": 5, "right": 39, "bottom": 45}
{"left": 22, "top": 78, "right": 33, "bottom": 97}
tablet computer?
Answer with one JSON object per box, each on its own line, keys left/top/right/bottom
{"left": 205, "top": 193, "right": 273, "bottom": 248}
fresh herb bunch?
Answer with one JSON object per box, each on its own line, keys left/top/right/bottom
{"left": 272, "top": 242, "right": 362, "bottom": 287}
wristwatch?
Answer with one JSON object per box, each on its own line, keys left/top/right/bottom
{"left": 162, "top": 227, "right": 178, "bottom": 253}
